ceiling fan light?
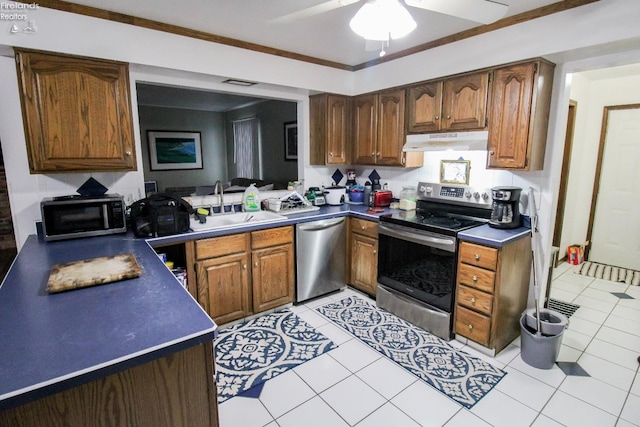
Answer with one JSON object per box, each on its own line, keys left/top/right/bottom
{"left": 350, "top": 0, "right": 416, "bottom": 41}
{"left": 388, "top": 4, "right": 416, "bottom": 39}
{"left": 349, "top": 1, "right": 389, "bottom": 41}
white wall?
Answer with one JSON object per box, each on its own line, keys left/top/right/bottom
{"left": 559, "top": 72, "right": 640, "bottom": 255}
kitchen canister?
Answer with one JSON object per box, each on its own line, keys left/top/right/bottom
{"left": 399, "top": 186, "right": 417, "bottom": 210}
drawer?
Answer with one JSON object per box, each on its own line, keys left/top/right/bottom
{"left": 457, "top": 263, "right": 495, "bottom": 293}
{"left": 456, "top": 284, "right": 493, "bottom": 316}
{"left": 196, "top": 233, "right": 248, "bottom": 260}
{"left": 455, "top": 305, "right": 491, "bottom": 347}
{"left": 351, "top": 217, "right": 378, "bottom": 239}
{"left": 251, "top": 226, "right": 294, "bottom": 250}
{"left": 459, "top": 242, "right": 498, "bottom": 271}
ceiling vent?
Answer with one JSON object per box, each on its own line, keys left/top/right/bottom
{"left": 222, "top": 78, "right": 258, "bottom": 87}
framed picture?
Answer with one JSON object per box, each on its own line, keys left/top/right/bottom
{"left": 284, "top": 121, "right": 298, "bottom": 161}
{"left": 147, "top": 131, "right": 203, "bottom": 170}
{"left": 440, "top": 160, "right": 470, "bottom": 185}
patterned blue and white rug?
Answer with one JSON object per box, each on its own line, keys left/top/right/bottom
{"left": 215, "top": 309, "right": 336, "bottom": 403}
{"left": 316, "top": 296, "right": 506, "bottom": 409}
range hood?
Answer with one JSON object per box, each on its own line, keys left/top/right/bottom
{"left": 403, "top": 131, "right": 488, "bottom": 152}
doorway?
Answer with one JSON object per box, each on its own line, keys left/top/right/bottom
{"left": 552, "top": 100, "right": 577, "bottom": 266}
{"left": 586, "top": 104, "right": 640, "bottom": 269}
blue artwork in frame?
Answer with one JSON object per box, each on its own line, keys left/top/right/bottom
{"left": 147, "top": 130, "right": 203, "bottom": 170}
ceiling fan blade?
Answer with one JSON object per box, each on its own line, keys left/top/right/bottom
{"left": 404, "top": 0, "right": 508, "bottom": 24}
{"left": 269, "top": 0, "right": 360, "bottom": 25}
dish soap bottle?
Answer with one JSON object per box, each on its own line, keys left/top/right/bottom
{"left": 243, "top": 183, "right": 261, "bottom": 212}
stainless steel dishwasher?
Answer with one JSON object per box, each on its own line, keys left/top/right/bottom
{"left": 296, "top": 217, "right": 346, "bottom": 303}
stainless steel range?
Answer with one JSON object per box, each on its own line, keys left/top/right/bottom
{"left": 377, "top": 182, "right": 492, "bottom": 340}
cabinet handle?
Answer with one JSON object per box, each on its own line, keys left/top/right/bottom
{"left": 434, "top": 115, "right": 439, "bottom": 120}
{"left": 472, "top": 275, "right": 478, "bottom": 282}
{"left": 468, "top": 324, "right": 473, "bottom": 331}
{"left": 373, "top": 249, "right": 377, "bottom": 254}
{"left": 361, "top": 226, "right": 366, "bottom": 230}
{"left": 125, "top": 151, "right": 132, "bottom": 156}
{"left": 474, "top": 254, "right": 480, "bottom": 261}
{"left": 254, "top": 261, "right": 259, "bottom": 267}
{"left": 371, "top": 152, "right": 376, "bottom": 156}
{"left": 489, "top": 151, "right": 495, "bottom": 155}
{"left": 243, "top": 264, "right": 247, "bottom": 269}
{"left": 376, "top": 152, "right": 380, "bottom": 156}
{"left": 470, "top": 297, "right": 476, "bottom": 305}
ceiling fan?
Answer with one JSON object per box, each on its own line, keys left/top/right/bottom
{"left": 270, "top": 0, "right": 509, "bottom": 26}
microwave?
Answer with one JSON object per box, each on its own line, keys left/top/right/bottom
{"left": 41, "top": 194, "right": 127, "bottom": 241}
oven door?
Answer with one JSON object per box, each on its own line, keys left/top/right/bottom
{"left": 377, "top": 222, "right": 457, "bottom": 314}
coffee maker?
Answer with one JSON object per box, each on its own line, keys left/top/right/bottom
{"left": 489, "top": 186, "right": 522, "bottom": 229}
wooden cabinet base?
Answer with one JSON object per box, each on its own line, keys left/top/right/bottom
{"left": 0, "top": 342, "right": 219, "bottom": 427}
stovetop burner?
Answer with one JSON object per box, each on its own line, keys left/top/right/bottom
{"left": 379, "top": 182, "right": 492, "bottom": 236}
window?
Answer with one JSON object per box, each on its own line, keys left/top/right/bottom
{"left": 232, "top": 118, "right": 259, "bottom": 178}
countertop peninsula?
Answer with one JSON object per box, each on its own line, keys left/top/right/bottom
{"left": 0, "top": 202, "right": 528, "bottom": 421}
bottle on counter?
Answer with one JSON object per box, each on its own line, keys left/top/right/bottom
{"left": 243, "top": 183, "right": 261, "bottom": 212}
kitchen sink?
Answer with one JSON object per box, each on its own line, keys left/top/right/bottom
{"left": 189, "top": 210, "right": 286, "bottom": 231}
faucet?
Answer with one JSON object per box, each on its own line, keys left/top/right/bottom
{"left": 213, "top": 180, "right": 225, "bottom": 214}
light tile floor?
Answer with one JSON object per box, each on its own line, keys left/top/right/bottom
{"left": 218, "top": 263, "right": 640, "bottom": 426}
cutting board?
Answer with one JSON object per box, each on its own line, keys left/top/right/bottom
{"left": 46, "top": 253, "right": 142, "bottom": 294}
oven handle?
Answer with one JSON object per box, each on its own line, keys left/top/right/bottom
{"left": 378, "top": 223, "right": 456, "bottom": 252}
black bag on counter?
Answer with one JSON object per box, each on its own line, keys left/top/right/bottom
{"left": 128, "top": 193, "right": 194, "bottom": 237}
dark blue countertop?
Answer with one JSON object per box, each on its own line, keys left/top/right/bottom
{"left": 458, "top": 224, "right": 531, "bottom": 247}
{"left": 148, "top": 203, "right": 388, "bottom": 246}
{"left": 0, "top": 203, "right": 526, "bottom": 411}
{"left": 0, "top": 234, "right": 217, "bottom": 411}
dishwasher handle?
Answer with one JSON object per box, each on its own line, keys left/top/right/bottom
{"left": 298, "top": 217, "right": 345, "bottom": 231}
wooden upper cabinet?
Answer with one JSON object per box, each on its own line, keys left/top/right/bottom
{"left": 406, "top": 82, "right": 442, "bottom": 133}
{"left": 377, "top": 90, "right": 407, "bottom": 166}
{"left": 441, "top": 72, "right": 489, "bottom": 131}
{"left": 407, "top": 72, "right": 489, "bottom": 134}
{"left": 353, "top": 89, "right": 422, "bottom": 167}
{"left": 310, "top": 93, "right": 350, "bottom": 165}
{"left": 487, "top": 60, "right": 555, "bottom": 170}
{"left": 352, "top": 94, "right": 378, "bottom": 164}
{"left": 15, "top": 49, "right": 136, "bottom": 173}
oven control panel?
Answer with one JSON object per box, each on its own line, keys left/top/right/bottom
{"left": 440, "top": 186, "right": 465, "bottom": 198}
{"left": 417, "top": 182, "right": 492, "bottom": 207}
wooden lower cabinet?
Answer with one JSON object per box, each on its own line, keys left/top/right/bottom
{"left": 0, "top": 342, "right": 219, "bottom": 427}
{"left": 251, "top": 241, "right": 295, "bottom": 313}
{"left": 454, "top": 238, "right": 531, "bottom": 354}
{"left": 195, "top": 226, "right": 294, "bottom": 325}
{"left": 348, "top": 218, "right": 378, "bottom": 296}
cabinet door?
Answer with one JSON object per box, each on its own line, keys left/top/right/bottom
{"left": 486, "top": 62, "right": 536, "bottom": 169}
{"left": 326, "top": 95, "right": 350, "bottom": 165}
{"left": 350, "top": 232, "right": 378, "bottom": 296}
{"left": 15, "top": 49, "right": 136, "bottom": 173}
{"left": 407, "top": 82, "right": 443, "bottom": 133}
{"left": 441, "top": 73, "right": 489, "bottom": 131}
{"left": 252, "top": 244, "right": 295, "bottom": 313}
{"left": 352, "top": 94, "right": 378, "bottom": 165}
{"left": 197, "top": 253, "right": 251, "bottom": 325}
{"left": 376, "top": 90, "right": 406, "bottom": 166}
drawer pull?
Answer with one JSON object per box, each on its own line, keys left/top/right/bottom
{"left": 362, "top": 226, "right": 366, "bottom": 230}
{"left": 254, "top": 261, "right": 259, "bottom": 267}
{"left": 470, "top": 297, "right": 476, "bottom": 305}
{"left": 243, "top": 264, "right": 247, "bottom": 269}
{"left": 472, "top": 275, "right": 478, "bottom": 282}
{"left": 373, "top": 249, "right": 377, "bottom": 255}
{"left": 474, "top": 254, "right": 480, "bottom": 261}
{"left": 468, "top": 324, "right": 473, "bottom": 331}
